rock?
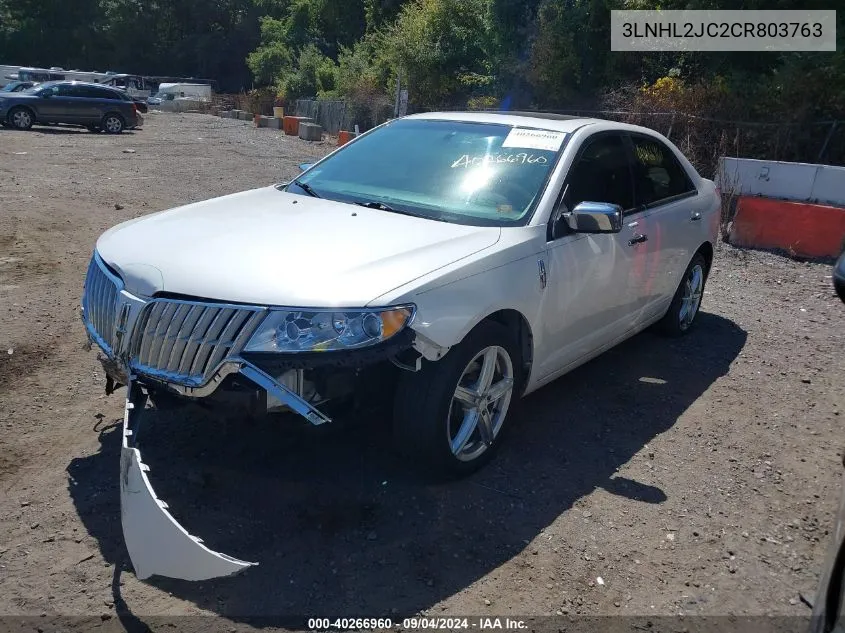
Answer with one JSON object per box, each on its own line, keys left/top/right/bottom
{"left": 30, "top": 522, "right": 39, "bottom": 529}
{"left": 114, "top": 203, "right": 124, "bottom": 210}
{"left": 122, "top": 149, "right": 136, "bottom": 154}
{"left": 801, "top": 378, "right": 812, "bottom": 384}
{"left": 484, "top": 599, "right": 491, "bottom": 606}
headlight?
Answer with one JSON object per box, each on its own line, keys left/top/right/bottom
{"left": 243, "top": 306, "right": 415, "bottom": 353}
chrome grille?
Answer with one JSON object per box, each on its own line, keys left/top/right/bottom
{"left": 131, "top": 299, "right": 265, "bottom": 386}
{"left": 82, "top": 255, "right": 123, "bottom": 353}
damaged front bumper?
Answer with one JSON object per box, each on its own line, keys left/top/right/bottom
{"left": 120, "top": 381, "right": 257, "bottom": 580}
{"left": 80, "top": 253, "right": 431, "bottom": 581}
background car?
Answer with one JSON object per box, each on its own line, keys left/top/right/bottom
{"left": 833, "top": 249, "right": 845, "bottom": 303}
{"left": 0, "top": 80, "right": 36, "bottom": 93}
{"left": 808, "top": 258, "right": 845, "bottom": 633}
{"left": 0, "top": 80, "right": 139, "bottom": 133}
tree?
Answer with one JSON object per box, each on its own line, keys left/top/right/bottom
{"left": 385, "top": 0, "right": 498, "bottom": 109}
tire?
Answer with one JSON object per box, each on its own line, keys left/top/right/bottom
{"left": 86, "top": 125, "right": 100, "bottom": 133}
{"left": 8, "top": 106, "right": 34, "bottom": 130}
{"left": 657, "top": 252, "right": 708, "bottom": 337}
{"left": 393, "top": 321, "right": 522, "bottom": 479}
{"left": 101, "top": 113, "right": 124, "bottom": 134}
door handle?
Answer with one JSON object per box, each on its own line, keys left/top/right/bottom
{"left": 690, "top": 212, "right": 702, "bottom": 222}
{"left": 628, "top": 234, "right": 648, "bottom": 246}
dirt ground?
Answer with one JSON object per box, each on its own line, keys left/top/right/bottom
{"left": 0, "top": 112, "right": 843, "bottom": 630}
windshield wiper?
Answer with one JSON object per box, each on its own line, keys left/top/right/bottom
{"left": 291, "top": 180, "right": 321, "bottom": 198}
{"left": 353, "top": 200, "right": 420, "bottom": 217}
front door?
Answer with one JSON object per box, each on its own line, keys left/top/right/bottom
{"left": 36, "top": 84, "right": 86, "bottom": 123}
{"left": 535, "top": 133, "right": 644, "bottom": 380}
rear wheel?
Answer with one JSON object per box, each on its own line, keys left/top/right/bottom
{"left": 393, "top": 321, "right": 521, "bottom": 478}
{"left": 102, "top": 113, "right": 124, "bottom": 134}
{"left": 8, "top": 107, "right": 34, "bottom": 130}
{"left": 657, "top": 253, "right": 707, "bottom": 336}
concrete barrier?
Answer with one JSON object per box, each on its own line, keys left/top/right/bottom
{"left": 267, "top": 117, "right": 283, "bottom": 130}
{"left": 338, "top": 130, "right": 357, "bottom": 146}
{"left": 283, "top": 116, "right": 313, "bottom": 136}
{"left": 237, "top": 111, "right": 252, "bottom": 122}
{"left": 729, "top": 196, "right": 845, "bottom": 258}
{"left": 299, "top": 122, "right": 323, "bottom": 141}
{"left": 718, "top": 157, "right": 845, "bottom": 208}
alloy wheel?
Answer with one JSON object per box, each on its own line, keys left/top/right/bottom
{"left": 447, "top": 345, "right": 514, "bottom": 462}
{"left": 679, "top": 264, "right": 704, "bottom": 330}
{"left": 12, "top": 110, "right": 31, "bottom": 129}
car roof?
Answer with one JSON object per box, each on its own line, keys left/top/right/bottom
{"left": 41, "top": 80, "right": 124, "bottom": 92}
{"left": 404, "top": 110, "right": 669, "bottom": 138}
{"left": 404, "top": 111, "right": 600, "bottom": 133}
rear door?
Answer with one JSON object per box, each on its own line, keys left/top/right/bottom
{"left": 63, "top": 84, "right": 104, "bottom": 123}
{"left": 79, "top": 85, "right": 124, "bottom": 123}
{"left": 626, "top": 133, "right": 700, "bottom": 321}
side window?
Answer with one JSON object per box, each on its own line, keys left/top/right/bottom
{"left": 53, "top": 84, "right": 75, "bottom": 97}
{"left": 64, "top": 85, "right": 91, "bottom": 97}
{"left": 564, "top": 134, "right": 634, "bottom": 212}
{"left": 629, "top": 135, "right": 695, "bottom": 207}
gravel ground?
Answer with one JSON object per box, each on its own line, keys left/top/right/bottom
{"left": 0, "top": 113, "right": 843, "bottom": 631}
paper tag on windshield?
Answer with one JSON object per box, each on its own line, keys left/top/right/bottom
{"left": 502, "top": 128, "right": 566, "bottom": 152}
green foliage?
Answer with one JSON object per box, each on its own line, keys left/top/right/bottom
{"left": 0, "top": 0, "right": 841, "bottom": 150}
{"left": 247, "top": 17, "right": 294, "bottom": 85}
{"left": 383, "top": 0, "right": 498, "bottom": 109}
{"left": 278, "top": 44, "right": 337, "bottom": 101}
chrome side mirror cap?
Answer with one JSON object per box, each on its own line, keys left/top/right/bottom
{"left": 565, "top": 201, "right": 624, "bottom": 234}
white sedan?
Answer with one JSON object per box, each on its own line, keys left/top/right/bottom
{"left": 81, "top": 111, "right": 720, "bottom": 581}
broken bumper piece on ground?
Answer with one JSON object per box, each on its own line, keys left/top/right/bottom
{"left": 120, "top": 381, "right": 257, "bottom": 581}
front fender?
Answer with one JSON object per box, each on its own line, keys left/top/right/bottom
{"left": 409, "top": 252, "right": 545, "bottom": 352}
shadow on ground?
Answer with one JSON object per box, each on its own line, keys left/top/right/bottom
{"left": 0, "top": 125, "right": 136, "bottom": 135}
{"left": 67, "top": 312, "right": 746, "bottom": 624}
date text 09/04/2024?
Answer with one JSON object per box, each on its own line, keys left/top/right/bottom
{"left": 307, "top": 617, "right": 528, "bottom": 630}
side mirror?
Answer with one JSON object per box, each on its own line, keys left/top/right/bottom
{"left": 298, "top": 162, "right": 313, "bottom": 172}
{"left": 564, "top": 201, "right": 624, "bottom": 234}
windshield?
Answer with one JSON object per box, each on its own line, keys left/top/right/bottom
{"left": 288, "top": 118, "right": 568, "bottom": 226}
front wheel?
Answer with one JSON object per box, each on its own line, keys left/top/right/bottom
{"left": 8, "top": 107, "right": 34, "bottom": 130}
{"left": 101, "top": 113, "right": 124, "bottom": 134}
{"left": 657, "top": 252, "right": 707, "bottom": 337}
{"left": 393, "top": 321, "right": 521, "bottom": 478}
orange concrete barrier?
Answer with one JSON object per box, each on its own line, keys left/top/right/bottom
{"left": 338, "top": 130, "right": 353, "bottom": 146}
{"left": 283, "top": 116, "right": 300, "bottom": 136}
{"left": 729, "top": 196, "right": 845, "bottom": 258}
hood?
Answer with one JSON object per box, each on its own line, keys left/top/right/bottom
{"left": 96, "top": 186, "right": 501, "bottom": 307}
